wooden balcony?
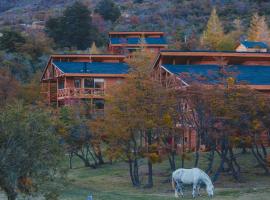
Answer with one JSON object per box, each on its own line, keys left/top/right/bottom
{"left": 57, "top": 88, "right": 105, "bottom": 99}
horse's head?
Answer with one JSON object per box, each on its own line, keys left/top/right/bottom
{"left": 206, "top": 184, "right": 214, "bottom": 197}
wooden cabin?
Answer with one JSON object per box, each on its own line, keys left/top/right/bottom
{"left": 152, "top": 51, "right": 270, "bottom": 149}
{"left": 108, "top": 31, "right": 168, "bottom": 55}
{"left": 41, "top": 54, "right": 128, "bottom": 113}
{"left": 236, "top": 41, "right": 268, "bottom": 53}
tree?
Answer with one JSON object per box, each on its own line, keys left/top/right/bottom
{"left": 58, "top": 105, "right": 105, "bottom": 169}
{"left": 45, "top": 2, "right": 102, "bottom": 50}
{"left": 102, "top": 49, "right": 186, "bottom": 187}
{"left": 200, "top": 8, "right": 225, "bottom": 50}
{"left": 0, "top": 69, "right": 19, "bottom": 106}
{"left": 90, "top": 42, "right": 101, "bottom": 54}
{"left": 0, "top": 103, "right": 64, "bottom": 200}
{"left": 248, "top": 13, "right": 270, "bottom": 44}
{"left": 0, "top": 29, "right": 26, "bottom": 52}
{"left": 104, "top": 50, "right": 157, "bottom": 187}
{"left": 95, "top": 0, "right": 121, "bottom": 22}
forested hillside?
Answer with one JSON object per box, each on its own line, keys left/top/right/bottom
{"left": 1, "top": 0, "right": 270, "bottom": 37}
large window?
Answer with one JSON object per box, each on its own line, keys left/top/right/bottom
{"left": 84, "top": 78, "right": 104, "bottom": 89}
{"left": 94, "top": 78, "right": 104, "bottom": 89}
{"left": 84, "top": 78, "right": 94, "bottom": 88}
{"left": 74, "top": 79, "right": 81, "bottom": 88}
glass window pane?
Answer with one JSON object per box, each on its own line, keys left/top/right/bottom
{"left": 74, "top": 79, "right": 81, "bottom": 88}
{"left": 58, "top": 81, "right": 64, "bottom": 89}
{"left": 84, "top": 78, "right": 94, "bottom": 88}
{"left": 94, "top": 78, "right": 104, "bottom": 89}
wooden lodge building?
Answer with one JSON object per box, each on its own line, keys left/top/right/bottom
{"left": 108, "top": 31, "right": 168, "bottom": 54}
{"left": 152, "top": 51, "right": 270, "bottom": 92}
{"left": 40, "top": 33, "right": 270, "bottom": 151}
{"left": 152, "top": 50, "right": 270, "bottom": 149}
{"left": 41, "top": 54, "right": 129, "bottom": 112}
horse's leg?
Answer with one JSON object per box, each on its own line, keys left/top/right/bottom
{"left": 196, "top": 183, "right": 201, "bottom": 196}
{"left": 192, "top": 183, "right": 197, "bottom": 198}
{"left": 175, "top": 189, "right": 179, "bottom": 198}
{"left": 179, "top": 184, "right": 184, "bottom": 197}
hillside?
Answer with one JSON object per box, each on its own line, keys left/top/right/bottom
{"left": 1, "top": 0, "right": 270, "bottom": 34}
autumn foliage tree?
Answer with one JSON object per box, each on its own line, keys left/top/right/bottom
{"left": 248, "top": 13, "right": 270, "bottom": 44}
{"left": 101, "top": 49, "right": 186, "bottom": 187}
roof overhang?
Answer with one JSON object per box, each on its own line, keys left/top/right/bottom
{"left": 109, "top": 31, "right": 165, "bottom": 35}
{"left": 61, "top": 73, "right": 128, "bottom": 78}
{"left": 109, "top": 44, "right": 168, "bottom": 47}
{"left": 41, "top": 54, "right": 127, "bottom": 81}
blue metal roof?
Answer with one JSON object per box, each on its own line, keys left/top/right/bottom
{"left": 241, "top": 41, "right": 268, "bottom": 49}
{"left": 53, "top": 61, "right": 129, "bottom": 74}
{"left": 163, "top": 64, "right": 270, "bottom": 85}
{"left": 110, "top": 37, "right": 167, "bottom": 45}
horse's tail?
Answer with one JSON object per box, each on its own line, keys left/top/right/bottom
{"left": 171, "top": 176, "right": 176, "bottom": 190}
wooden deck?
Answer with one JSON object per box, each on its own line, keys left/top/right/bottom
{"left": 57, "top": 88, "right": 104, "bottom": 99}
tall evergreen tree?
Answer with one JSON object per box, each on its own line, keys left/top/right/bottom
{"left": 201, "top": 8, "right": 225, "bottom": 50}
{"left": 0, "top": 29, "right": 25, "bottom": 52}
{"left": 90, "top": 42, "right": 100, "bottom": 54}
{"left": 46, "top": 2, "right": 101, "bottom": 50}
{"left": 95, "top": 0, "right": 121, "bottom": 22}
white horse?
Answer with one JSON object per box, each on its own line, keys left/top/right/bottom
{"left": 172, "top": 168, "right": 214, "bottom": 198}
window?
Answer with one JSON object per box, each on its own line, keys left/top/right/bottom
{"left": 58, "top": 80, "right": 64, "bottom": 89}
{"left": 74, "top": 79, "right": 81, "bottom": 88}
{"left": 93, "top": 99, "right": 104, "bottom": 110}
{"left": 84, "top": 78, "right": 94, "bottom": 88}
{"left": 94, "top": 78, "right": 104, "bottom": 89}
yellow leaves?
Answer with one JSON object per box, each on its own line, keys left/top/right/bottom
{"left": 229, "top": 135, "right": 252, "bottom": 148}
{"left": 163, "top": 113, "right": 173, "bottom": 127}
{"left": 58, "top": 127, "right": 68, "bottom": 137}
{"left": 251, "top": 119, "right": 261, "bottom": 131}
{"left": 227, "top": 77, "right": 235, "bottom": 87}
{"left": 145, "top": 152, "right": 162, "bottom": 164}
{"left": 248, "top": 13, "right": 270, "bottom": 44}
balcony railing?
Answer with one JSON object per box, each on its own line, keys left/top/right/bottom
{"left": 58, "top": 88, "right": 105, "bottom": 99}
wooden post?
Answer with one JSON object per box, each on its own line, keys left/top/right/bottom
{"left": 48, "top": 80, "right": 51, "bottom": 106}
{"left": 56, "top": 78, "right": 59, "bottom": 108}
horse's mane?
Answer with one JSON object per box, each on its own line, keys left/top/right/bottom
{"left": 197, "top": 168, "right": 213, "bottom": 185}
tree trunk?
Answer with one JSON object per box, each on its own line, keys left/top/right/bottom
{"left": 7, "top": 193, "right": 17, "bottom": 200}
{"left": 213, "top": 138, "right": 228, "bottom": 182}
{"left": 145, "top": 132, "right": 153, "bottom": 188}
{"left": 5, "top": 188, "right": 17, "bottom": 200}
{"left": 128, "top": 159, "right": 136, "bottom": 186}
{"left": 133, "top": 158, "right": 140, "bottom": 185}
{"left": 145, "top": 159, "right": 153, "bottom": 188}
{"left": 206, "top": 146, "right": 215, "bottom": 173}
{"left": 69, "top": 152, "right": 73, "bottom": 169}
{"left": 251, "top": 145, "right": 269, "bottom": 174}
{"left": 228, "top": 147, "right": 241, "bottom": 181}
{"left": 168, "top": 151, "right": 176, "bottom": 171}
{"left": 75, "top": 152, "right": 95, "bottom": 168}
{"left": 194, "top": 131, "right": 200, "bottom": 167}
{"left": 93, "top": 145, "right": 105, "bottom": 165}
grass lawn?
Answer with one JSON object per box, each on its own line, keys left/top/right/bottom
{"left": 60, "top": 151, "right": 270, "bottom": 200}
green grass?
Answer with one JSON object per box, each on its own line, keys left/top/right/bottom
{"left": 59, "top": 151, "right": 270, "bottom": 200}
